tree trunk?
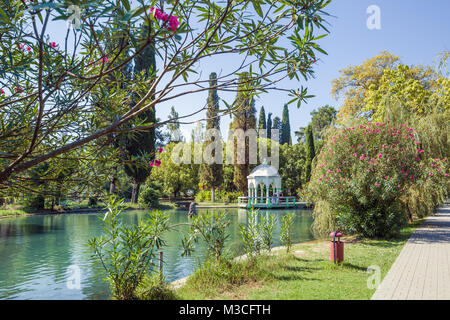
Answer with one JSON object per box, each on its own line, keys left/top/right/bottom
{"left": 109, "top": 167, "right": 117, "bottom": 194}
{"left": 211, "top": 186, "right": 215, "bottom": 202}
{"left": 131, "top": 180, "right": 141, "bottom": 203}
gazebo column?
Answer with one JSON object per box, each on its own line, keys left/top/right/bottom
{"left": 266, "top": 183, "right": 270, "bottom": 204}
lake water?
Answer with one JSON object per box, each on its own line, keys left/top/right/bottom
{"left": 0, "top": 208, "right": 313, "bottom": 300}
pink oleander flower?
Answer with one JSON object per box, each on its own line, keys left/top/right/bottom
{"left": 150, "top": 7, "right": 163, "bottom": 19}
{"left": 155, "top": 159, "right": 162, "bottom": 167}
{"left": 26, "top": 46, "right": 31, "bottom": 51}
{"left": 168, "top": 15, "right": 180, "bottom": 31}
{"left": 158, "top": 147, "right": 163, "bottom": 153}
{"left": 0, "top": 89, "right": 4, "bottom": 95}
{"left": 50, "top": 42, "right": 58, "bottom": 48}
{"left": 429, "top": 173, "right": 433, "bottom": 176}
{"left": 378, "top": 154, "right": 383, "bottom": 158}
{"left": 14, "top": 86, "right": 23, "bottom": 92}
{"left": 445, "top": 174, "right": 449, "bottom": 177}
{"left": 398, "top": 185, "right": 401, "bottom": 189}
{"left": 100, "top": 57, "right": 109, "bottom": 63}
{"left": 149, "top": 161, "right": 154, "bottom": 167}
{"left": 375, "top": 183, "right": 379, "bottom": 186}
{"left": 18, "top": 43, "right": 24, "bottom": 50}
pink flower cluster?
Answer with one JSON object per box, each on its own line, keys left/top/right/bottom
{"left": 18, "top": 43, "right": 31, "bottom": 52}
{"left": 149, "top": 159, "right": 161, "bottom": 167}
{"left": 150, "top": 7, "right": 180, "bottom": 31}
{"left": 148, "top": 147, "right": 164, "bottom": 167}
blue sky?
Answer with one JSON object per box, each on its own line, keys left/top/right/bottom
{"left": 47, "top": 0, "right": 450, "bottom": 142}
{"left": 160, "top": 0, "right": 450, "bottom": 141}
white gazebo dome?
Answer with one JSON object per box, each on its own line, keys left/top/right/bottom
{"left": 247, "top": 162, "right": 282, "bottom": 198}
{"left": 248, "top": 164, "right": 280, "bottom": 178}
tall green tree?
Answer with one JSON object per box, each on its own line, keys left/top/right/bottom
{"left": 304, "top": 125, "right": 316, "bottom": 183}
{"left": 272, "top": 116, "right": 282, "bottom": 143}
{"left": 150, "top": 143, "right": 197, "bottom": 199}
{"left": 281, "top": 104, "right": 292, "bottom": 145}
{"left": 199, "top": 72, "right": 223, "bottom": 202}
{"left": 266, "top": 113, "right": 273, "bottom": 140}
{"left": 167, "top": 107, "right": 183, "bottom": 142}
{"left": 258, "top": 106, "right": 267, "bottom": 133}
{"left": 279, "top": 143, "right": 306, "bottom": 195}
{"left": 123, "top": 24, "right": 157, "bottom": 203}
{"left": 231, "top": 73, "right": 257, "bottom": 194}
{"left": 310, "top": 105, "right": 337, "bottom": 140}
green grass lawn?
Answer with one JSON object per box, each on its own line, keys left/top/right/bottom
{"left": 0, "top": 208, "right": 29, "bottom": 218}
{"left": 175, "top": 220, "right": 422, "bottom": 300}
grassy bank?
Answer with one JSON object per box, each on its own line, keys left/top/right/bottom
{"left": 175, "top": 220, "right": 422, "bottom": 300}
{"left": 0, "top": 208, "right": 29, "bottom": 218}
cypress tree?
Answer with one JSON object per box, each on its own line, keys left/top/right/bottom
{"left": 272, "top": 116, "right": 282, "bottom": 143}
{"left": 304, "top": 124, "right": 316, "bottom": 182}
{"left": 258, "top": 106, "right": 266, "bottom": 134}
{"left": 167, "top": 106, "right": 183, "bottom": 142}
{"left": 123, "top": 24, "right": 156, "bottom": 203}
{"left": 199, "top": 72, "right": 223, "bottom": 202}
{"left": 266, "top": 112, "right": 273, "bottom": 140}
{"left": 281, "top": 104, "right": 291, "bottom": 145}
{"left": 230, "top": 73, "right": 256, "bottom": 194}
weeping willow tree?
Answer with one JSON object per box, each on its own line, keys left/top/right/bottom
{"left": 379, "top": 96, "right": 449, "bottom": 221}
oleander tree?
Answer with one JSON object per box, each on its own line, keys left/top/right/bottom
{"left": 307, "top": 121, "right": 449, "bottom": 238}
{"left": 0, "top": 0, "right": 332, "bottom": 195}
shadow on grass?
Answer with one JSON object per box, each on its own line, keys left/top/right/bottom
{"left": 340, "top": 262, "right": 368, "bottom": 272}
{"left": 362, "top": 240, "right": 405, "bottom": 248}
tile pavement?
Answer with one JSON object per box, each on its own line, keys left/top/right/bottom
{"left": 371, "top": 204, "right": 450, "bottom": 300}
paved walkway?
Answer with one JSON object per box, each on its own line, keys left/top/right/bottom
{"left": 372, "top": 204, "right": 450, "bottom": 300}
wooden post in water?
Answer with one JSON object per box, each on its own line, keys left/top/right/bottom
{"left": 159, "top": 251, "right": 163, "bottom": 280}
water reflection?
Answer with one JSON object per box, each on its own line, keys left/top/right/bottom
{"left": 0, "top": 208, "right": 313, "bottom": 300}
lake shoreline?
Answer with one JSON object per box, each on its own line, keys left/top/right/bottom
{"left": 0, "top": 203, "right": 312, "bottom": 219}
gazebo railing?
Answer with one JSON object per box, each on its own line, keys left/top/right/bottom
{"left": 238, "top": 196, "right": 296, "bottom": 206}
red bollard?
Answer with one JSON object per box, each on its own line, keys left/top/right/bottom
{"left": 329, "top": 231, "right": 344, "bottom": 263}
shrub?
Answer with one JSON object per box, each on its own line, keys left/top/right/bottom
{"left": 308, "top": 121, "right": 449, "bottom": 238}
{"left": 194, "top": 189, "right": 242, "bottom": 203}
{"left": 88, "top": 197, "right": 170, "bottom": 300}
{"left": 182, "top": 211, "right": 230, "bottom": 259}
{"left": 88, "top": 197, "right": 98, "bottom": 207}
{"left": 23, "top": 195, "right": 45, "bottom": 211}
{"left": 138, "top": 185, "right": 161, "bottom": 208}
{"left": 260, "top": 214, "right": 275, "bottom": 252}
{"left": 194, "top": 189, "right": 211, "bottom": 202}
{"left": 220, "top": 191, "right": 242, "bottom": 203}
{"left": 240, "top": 209, "right": 264, "bottom": 258}
{"left": 280, "top": 213, "right": 295, "bottom": 253}
{"left": 239, "top": 209, "right": 276, "bottom": 257}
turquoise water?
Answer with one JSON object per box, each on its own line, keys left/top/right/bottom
{"left": 0, "top": 208, "right": 313, "bottom": 300}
